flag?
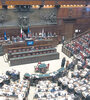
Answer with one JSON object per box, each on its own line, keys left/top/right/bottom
{"left": 23, "top": 33, "right": 26, "bottom": 39}
{"left": 4, "top": 32, "right": 7, "bottom": 40}
{"left": 48, "top": 32, "right": 50, "bottom": 37}
{"left": 28, "top": 26, "right": 32, "bottom": 38}
{"left": 41, "top": 28, "right": 44, "bottom": 37}
{"left": 28, "top": 26, "right": 30, "bottom": 33}
{"left": 20, "top": 27, "right": 23, "bottom": 38}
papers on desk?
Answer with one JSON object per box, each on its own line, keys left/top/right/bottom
{"left": 68, "top": 84, "right": 74, "bottom": 89}
{"left": 0, "top": 79, "right": 29, "bottom": 99}
{"left": 82, "top": 92, "right": 89, "bottom": 98}
{"left": 0, "top": 79, "right": 4, "bottom": 83}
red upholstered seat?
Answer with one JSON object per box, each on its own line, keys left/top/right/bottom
{"left": 13, "top": 50, "right": 17, "bottom": 53}
{"left": 13, "top": 55, "right": 16, "bottom": 58}
{"left": 38, "top": 62, "right": 41, "bottom": 64}
{"left": 46, "top": 64, "right": 49, "bottom": 71}
{"left": 22, "top": 54, "right": 25, "bottom": 57}
{"left": 8, "top": 50, "right": 12, "bottom": 53}
{"left": 18, "top": 49, "right": 21, "bottom": 52}
{"left": 18, "top": 55, "right": 21, "bottom": 57}
{"left": 27, "top": 54, "right": 31, "bottom": 56}
{"left": 27, "top": 49, "right": 30, "bottom": 51}
{"left": 35, "top": 67, "right": 39, "bottom": 72}
{"left": 22, "top": 49, "right": 25, "bottom": 51}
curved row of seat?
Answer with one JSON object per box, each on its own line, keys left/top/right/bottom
{"left": 0, "top": 69, "right": 30, "bottom": 100}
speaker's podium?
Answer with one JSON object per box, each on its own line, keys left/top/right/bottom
{"left": 25, "top": 38, "right": 34, "bottom": 46}
{"left": 7, "top": 39, "right": 59, "bottom": 66}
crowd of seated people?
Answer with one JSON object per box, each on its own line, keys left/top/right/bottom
{"left": 34, "top": 80, "right": 76, "bottom": 100}
{"left": 0, "top": 69, "right": 30, "bottom": 100}
{"left": 27, "top": 36, "right": 89, "bottom": 100}
{"left": 6, "top": 69, "right": 20, "bottom": 81}
{"left": 64, "top": 33, "right": 90, "bottom": 69}
{"left": 65, "top": 33, "right": 90, "bottom": 55}
{"left": 0, "top": 31, "right": 57, "bottom": 43}
{"left": 58, "top": 67, "right": 90, "bottom": 100}
{"left": 11, "top": 35, "right": 23, "bottom": 43}
{"left": 0, "top": 69, "right": 20, "bottom": 87}
{"left": 0, "top": 73, "right": 10, "bottom": 87}
{"left": 0, "top": 55, "right": 89, "bottom": 100}
{"left": 0, "top": 35, "right": 23, "bottom": 43}
{"left": 61, "top": 57, "right": 77, "bottom": 71}
{"left": 33, "top": 66, "right": 89, "bottom": 100}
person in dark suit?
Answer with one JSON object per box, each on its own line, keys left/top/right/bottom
{"left": 61, "top": 57, "right": 66, "bottom": 68}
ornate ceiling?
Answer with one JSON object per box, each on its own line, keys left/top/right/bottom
{"left": 0, "top": 0, "right": 89, "bottom": 6}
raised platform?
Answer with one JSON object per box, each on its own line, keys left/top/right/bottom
{"left": 9, "top": 52, "right": 59, "bottom": 66}
{"left": 3, "top": 39, "right": 59, "bottom": 66}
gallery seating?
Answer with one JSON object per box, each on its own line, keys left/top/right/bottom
{"left": 62, "top": 32, "right": 90, "bottom": 70}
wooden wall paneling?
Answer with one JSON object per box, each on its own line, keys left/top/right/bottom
{"left": 0, "top": 0, "right": 2, "bottom": 8}
{"left": 76, "top": 18, "right": 90, "bottom": 24}
{"left": 0, "top": 0, "right": 1, "bottom": 5}
{"left": 0, "top": 27, "right": 20, "bottom": 37}
{"left": 44, "top": 1, "right": 55, "bottom": 5}
{"left": 64, "top": 23, "right": 74, "bottom": 40}
{"left": 58, "top": 8, "right": 63, "bottom": 18}
{"left": 6, "top": 1, "right": 42, "bottom": 5}
{"left": 65, "top": 8, "right": 69, "bottom": 18}
{"left": 29, "top": 25, "right": 57, "bottom": 33}
{"left": 58, "top": 1, "right": 67, "bottom": 5}
{"left": 74, "top": 23, "right": 90, "bottom": 33}
{"left": 62, "top": 18, "right": 76, "bottom": 40}
{"left": 78, "top": 8, "right": 83, "bottom": 17}
{"left": 72, "top": 8, "right": 79, "bottom": 18}
{"left": 57, "top": 7, "right": 89, "bottom": 19}
{"left": 58, "top": 1, "right": 86, "bottom": 5}
{"left": 85, "top": 7, "right": 90, "bottom": 16}
{"left": 0, "top": 6, "right": 2, "bottom": 9}
{"left": 0, "top": 25, "right": 59, "bottom": 38}
{"left": 75, "top": 17, "right": 90, "bottom": 33}
{"left": 72, "top": 8, "right": 76, "bottom": 18}
{"left": 3, "top": 0, "right": 88, "bottom": 6}
{"left": 26, "top": 1, "right": 42, "bottom": 5}
{"left": 58, "top": 8, "right": 69, "bottom": 18}
{"left": 68, "top": 8, "right": 72, "bottom": 17}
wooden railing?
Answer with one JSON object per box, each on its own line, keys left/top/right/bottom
{"left": 74, "top": 23, "right": 90, "bottom": 34}
{"left": 71, "top": 29, "right": 90, "bottom": 41}
{"left": 0, "top": 0, "right": 2, "bottom": 5}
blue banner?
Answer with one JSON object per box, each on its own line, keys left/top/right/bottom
{"left": 4, "top": 32, "right": 7, "bottom": 40}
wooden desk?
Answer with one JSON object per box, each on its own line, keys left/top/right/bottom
{"left": 2, "top": 39, "right": 59, "bottom": 66}
{"left": 9, "top": 52, "right": 59, "bottom": 66}
{"left": 3, "top": 39, "right": 57, "bottom": 53}
{"left": 62, "top": 45, "right": 72, "bottom": 58}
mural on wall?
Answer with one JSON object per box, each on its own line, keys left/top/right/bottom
{"left": 0, "top": 8, "right": 57, "bottom": 27}
{"left": 0, "top": 11, "right": 10, "bottom": 25}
